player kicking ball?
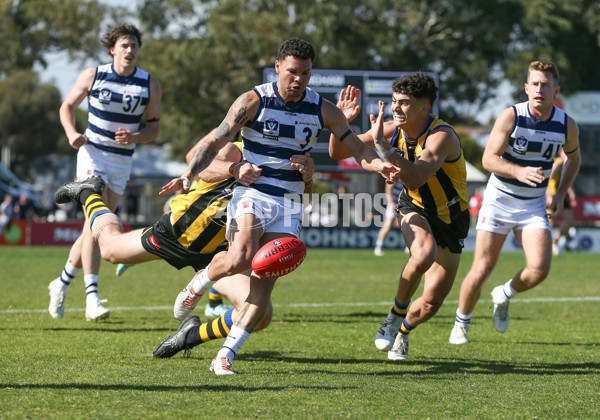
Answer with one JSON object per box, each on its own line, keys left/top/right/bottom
{"left": 54, "top": 139, "right": 314, "bottom": 375}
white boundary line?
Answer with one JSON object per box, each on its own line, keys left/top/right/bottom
{"left": 1, "top": 296, "right": 599, "bottom": 314}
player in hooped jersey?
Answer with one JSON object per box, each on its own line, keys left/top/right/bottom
{"left": 449, "top": 61, "right": 581, "bottom": 345}
{"left": 161, "top": 37, "right": 399, "bottom": 374}
{"left": 48, "top": 24, "right": 162, "bottom": 321}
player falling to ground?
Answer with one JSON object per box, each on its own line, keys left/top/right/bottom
{"left": 48, "top": 23, "right": 162, "bottom": 321}
{"left": 55, "top": 138, "right": 314, "bottom": 374}
{"left": 330, "top": 75, "right": 469, "bottom": 361}
{"left": 449, "top": 61, "right": 580, "bottom": 345}
{"left": 160, "top": 37, "right": 399, "bottom": 374}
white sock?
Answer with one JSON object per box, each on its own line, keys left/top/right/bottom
{"left": 59, "top": 261, "right": 81, "bottom": 287}
{"left": 455, "top": 309, "right": 472, "bottom": 326}
{"left": 503, "top": 279, "right": 518, "bottom": 299}
{"left": 84, "top": 274, "right": 100, "bottom": 303}
{"left": 192, "top": 266, "right": 215, "bottom": 296}
{"left": 216, "top": 325, "right": 250, "bottom": 362}
{"left": 375, "top": 240, "right": 383, "bottom": 250}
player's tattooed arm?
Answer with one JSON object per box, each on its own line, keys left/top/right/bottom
{"left": 188, "top": 142, "right": 218, "bottom": 177}
{"left": 187, "top": 91, "right": 258, "bottom": 180}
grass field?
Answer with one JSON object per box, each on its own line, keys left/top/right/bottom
{"left": 1, "top": 246, "right": 599, "bottom": 419}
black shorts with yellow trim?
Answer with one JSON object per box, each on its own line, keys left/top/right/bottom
{"left": 397, "top": 201, "right": 470, "bottom": 254}
{"left": 141, "top": 213, "right": 219, "bottom": 271}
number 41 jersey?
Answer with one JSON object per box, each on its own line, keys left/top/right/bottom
{"left": 488, "top": 101, "right": 568, "bottom": 200}
{"left": 242, "top": 82, "right": 323, "bottom": 197}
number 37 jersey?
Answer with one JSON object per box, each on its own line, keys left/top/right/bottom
{"left": 488, "top": 101, "right": 568, "bottom": 200}
{"left": 242, "top": 82, "right": 323, "bottom": 197}
{"left": 85, "top": 63, "right": 151, "bottom": 154}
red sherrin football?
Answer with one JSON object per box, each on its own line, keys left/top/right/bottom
{"left": 252, "top": 237, "right": 307, "bottom": 278}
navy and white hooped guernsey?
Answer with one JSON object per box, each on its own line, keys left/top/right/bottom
{"left": 241, "top": 82, "right": 323, "bottom": 197}
{"left": 487, "top": 101, "right": 568, "bottom": 200}
{"left": 84, "top": 63, "right": 151, "bottom": 156}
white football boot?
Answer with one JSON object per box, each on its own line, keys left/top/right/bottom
{"left": 210, "top": 357, "right": 236, "bottom": 375}
{"left": 388, "top": 333, "right": 409, "bottom": 360}
{"left": 449, "top": 323, "right": 470, "bottom": 345}
{"left": 48, "top": 278, "right": 67, "bottom": 319}
{"left": 491, "top": 285, "right": 510, "bottom": 332}
{"left": 86, "top": 296, "right": 110, "bottom": 322}
{"left": 375, "top": 313, "right": 403, "bottom": 351}
{"left": 174, "top": 275, "right": 204, "bottom": 320}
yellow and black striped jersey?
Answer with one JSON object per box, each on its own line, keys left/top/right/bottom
{"left": 168, "top": 142, "right": 242, "bottom": 254}
{"left": 391, "top": 115, "right": 469, "bottom": 224}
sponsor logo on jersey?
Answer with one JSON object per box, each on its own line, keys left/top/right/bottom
{"left": 513, "top": 136, "right": 528, "bottom": 155}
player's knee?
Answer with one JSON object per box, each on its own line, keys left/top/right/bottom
{"left": 468, "top": 264, "right": 495, "bottom": 285}
{"left": 409, "top": 248, "right": 436, "bottom": 273}
{"left": 253, "top": 304, "right": 273, "bottom": 332}
{"left": 421, "top": 298, "right": 443, "bottom": 316}
{"left": 222, "top": 252, "right": 253, "bottom": 276}
{"left": 529, "top": 265, "right": 550, "bottom": 283}
{"left": 100, "top": 248, "right": 120, "bottom": 264}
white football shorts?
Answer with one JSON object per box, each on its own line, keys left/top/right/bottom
{"left": 226, "top": 186, "right": 303, "bottom": 241}
{"left": 476, "top": 185, "right": 550, "bottom": 235}
{"left": 76, "top": 144, "right": 133, "bottom": 196}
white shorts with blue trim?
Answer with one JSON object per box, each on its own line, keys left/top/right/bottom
{"left": 226, "top": 186, "right": 303, "bottom": 241}
{"left": 476, "top": 184, "right": 550, "bottom": 235}
{"left": 76, "top": 144, "right": 133, "bottom": 195}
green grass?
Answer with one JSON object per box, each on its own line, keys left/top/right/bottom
{"left": 1, "top": 246, "right": 598, "bottom": 419}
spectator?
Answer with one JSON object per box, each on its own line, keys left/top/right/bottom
{"left": 0, "top": 194, "right": 15, "bottom": 234}
{"left": 124, "top": 178, "right": 141, "bottom": 221}
{"left": 469, "top": 187, "right": 484, "bottom": 227}
{"left": 14, "top": 194, "right": 39, "bottom": 221}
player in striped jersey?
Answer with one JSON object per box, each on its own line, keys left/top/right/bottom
{"left": 55, "top": 138, "right": 314, "bottom": 373}
{"left": 48, "top": 24, "right": 162, "bottom": 321}
{"left": 163, "top": 37, "right": 398, "bottom": 374}
{"left": 449, "top": 61, "right": 581, "bottom": 345}
{"left": 330, "top": 73, "right": 470, "bottom": 360}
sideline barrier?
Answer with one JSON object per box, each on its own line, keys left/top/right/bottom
{"left": 0, "top": 221, "right": 131, "bottom": 246}
{"left": 2, "top": 222, "right": 600, "bottom": 252}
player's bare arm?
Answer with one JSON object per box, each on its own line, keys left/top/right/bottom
{"left": 370, "top": 100, "right": 456, "bottom": 190}
{"left": 115, "top": 76, "right": 162, "bottom": 145}
{"left": 59, "top": 67, "right": 95, "bottom": 150}
{"left": 323, "top": 100, "right": 398, "bottom": 182}
{"left": 483, "top": 107, "right": 544, "bottom": 187}
{"left": 199, "top": 143, "right": 264, "bottom": 187}
{"left": 160, "top": 91, "right": 259, "bottom": 194}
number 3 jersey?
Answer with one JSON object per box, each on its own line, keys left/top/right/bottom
{"left": 84, "top": 63, "right": 151, "bottom": 156}
{"left": 241, "top": 82, "right": 322, "bottom": 197}
{"left": 487, "top": 101, "right": 568, "bottom": 200}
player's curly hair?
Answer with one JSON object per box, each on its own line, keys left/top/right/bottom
{"left": 277, "top": 38, "right": 316, "bottom": 62}
{"left": 392, "top": 72, "right": 438, "bottom": 105}
{"left": 101, "top": 23, "right": 142, "bottom": 56}
{"left": 528, "top": 61, "right": 559, "bottom": 85}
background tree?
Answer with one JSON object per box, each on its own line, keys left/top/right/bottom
{"left": 0, "top": 70, "right": 62, "bottom": 177}
{"left": 135, "top": 0, "right": 600, "bottom": 156}
{"left": 0, "top": 0, "right": 114, "bottom": 175}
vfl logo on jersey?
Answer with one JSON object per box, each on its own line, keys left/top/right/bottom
{"left": 513, "top": 136, "right": 528, "bottom": 155}
{"left": 98, "top": 88, "right": 112, "bottom": 104}
{"left": 263, "top": 118, "right": 280, "bottom": 140}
